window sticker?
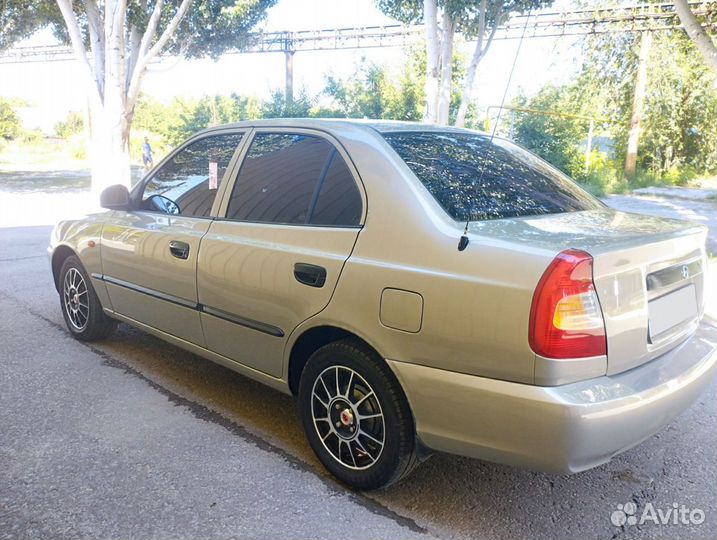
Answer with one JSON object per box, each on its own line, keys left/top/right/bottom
{"left": 208, "top": 161, "right": 219, "bottom": 190}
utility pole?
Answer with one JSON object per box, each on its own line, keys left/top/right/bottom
{"left": 285, "top": 50, "right": 294, "bottom": 105}
{"left": 281, "top": 31, "right": 295, "bottom": 105}
{"left": 585, "top": 118, "right": 594, "bottom": 174}
{"left": 625, "top": 31, "right": 652, "bottom": 179}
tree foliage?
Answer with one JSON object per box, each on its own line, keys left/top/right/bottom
{"left": 133, "top": 93, "right": 262, "bottom": 146}
{"left": 0, "top": 98, "right": 22, "bottom": 140}
{"left": 578, "top": 30, "right": 717, "bottom": 176}
{"left": 511, "top": 28, "right": 717, "bottom": 191}
{"left": 377, "top": 0, "right": 541, "bottom": 35}
{"left": 1, "top": 0, "right": 275, "bottom": 59}
{"left": 162, "top": 0, "right": 275, "bottom": 59}
{"left": 260, "top": 89, "right": 315, "bottom": 119}
{"left": 322, "top": 48, "right": 476, "bottom": 124}
{"left": 511, "top": 87, "right": 588, "bottom": 176}
{"left": 54, "top": 111, "right": 84, "bottom": 138}
{"left": 323, "top": 55, "right": 424, "bottom": 121}
{"left": 674, "top": 0, "right": 717, "bottom": 77}
{"left": 0, "top": 1, "right": 60, "bottom": 50}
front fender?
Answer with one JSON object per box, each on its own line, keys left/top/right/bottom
{"left": 49, "top": 217, "right": 110, "bottom": 308}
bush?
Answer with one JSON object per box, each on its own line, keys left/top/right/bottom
{"left": 0, "top": 98, "right": 22, "bottom": 140}
{"left": 662, "top": 164, "right": 698, "bottom": 186}
{"left": 570, "top": 151, "right": 626, "bottom": 196}
{"left": 67, "top": 134, "right": 87, "bottom": 160}
{"left": 20, "top": 129, "right": 43, "bottom": 144}
{"left": 55, "top": 111, "right": 84, "bottom": 138}
{"left": 630, "top": 169, "right": 661, "bottom": 189}
{"left": 578, "top": 167, "right": 629, "bottom": 196}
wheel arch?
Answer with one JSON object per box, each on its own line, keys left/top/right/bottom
{"left": 51, "top": 245, "right": 80, "bottom": 292}
{"left": 287, "top": 325, "right": 389, "bottom": 397}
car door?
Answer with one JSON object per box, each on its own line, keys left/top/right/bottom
{"left": 100, "top": 130, "right": 246, "bottom": 346}
{"left": 197, "top": 128, "right": 366, "bottom": 377}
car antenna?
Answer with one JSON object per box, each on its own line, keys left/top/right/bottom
{"left": 458, "top": 8, "right": 532, "bottom": 252}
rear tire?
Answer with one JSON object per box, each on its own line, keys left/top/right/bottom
{"left": 298, "top": 338, "right": 418, "bottom": 489}
{"left": 59, "top": 255, "right": 116, "bottom": 341}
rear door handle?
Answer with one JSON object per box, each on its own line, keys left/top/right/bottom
{"left": 169, "top": 240, "right": 190, "bottom": 260}
{"left": 294, "top": 263, "right": 327, "bottom": 288}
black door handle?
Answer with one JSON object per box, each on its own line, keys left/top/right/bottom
{"left": 169, "top": 240, "right": 190, "bottom": 260}
{"left": 294, "top": 263, "right": 327, "bottom": 288}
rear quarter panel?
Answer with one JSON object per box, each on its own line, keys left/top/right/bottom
{"left": 291, "top": 125, "right": 552, "bottom": 384}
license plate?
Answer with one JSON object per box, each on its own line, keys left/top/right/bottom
{"left": 648, "top": 284, "right": 698, "bottom": 341}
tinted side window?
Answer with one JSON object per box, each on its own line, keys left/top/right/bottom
{"left": 142, "top": 133, "right": 243, "bottom": 217}
{"left": 226, "top": 132, "right": 363, "bottom": 226}
{"left": 382, "top": 132, "right": 603, "bottom": 221}
{"left": 227, "top": 133, "right": 332, "bottom": 224}
{"left": 309, "top": 152, "right": 362, "bottom": 226}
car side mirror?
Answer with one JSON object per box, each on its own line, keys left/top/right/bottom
{"left": 100, "top": 184, "right": 131, "bottom": 210}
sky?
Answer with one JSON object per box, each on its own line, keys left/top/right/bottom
{"left": 0, "top": 0, "right": 583, "bottom": 132}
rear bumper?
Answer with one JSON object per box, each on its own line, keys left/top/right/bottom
{"left": 388, "top": 318, "right": 717, "bottom": 474}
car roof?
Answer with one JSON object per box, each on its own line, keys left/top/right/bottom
{"left": 200, "top": 118, "right": 486, "bottom": 136}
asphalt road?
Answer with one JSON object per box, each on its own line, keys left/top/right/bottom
{"left": 606, "top": 193, "right": 717, "bottom": 256}
{"left": 1, "top": 221, "right": 716, "bottom": 540}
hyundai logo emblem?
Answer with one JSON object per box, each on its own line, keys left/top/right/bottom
{"left": 682, "top": 265, "right": 690, "bottom": 279}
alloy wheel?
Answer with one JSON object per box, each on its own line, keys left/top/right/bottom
{"left": 311, "top": 365, "right": 385, "bottom": 470}
{"left": 63, "top": 267, "right": 89, "bottom": 331}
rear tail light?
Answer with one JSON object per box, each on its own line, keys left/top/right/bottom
{"left": 529, "top": 249, "right": 607, "bottom": 359}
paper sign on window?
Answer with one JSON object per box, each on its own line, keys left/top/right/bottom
{"left": 208, "top": 161, "right": 219, "bottom": 190}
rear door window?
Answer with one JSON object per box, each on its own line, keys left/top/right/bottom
{"left": 225, "top": 132, "right": 362, "bottom": 226}
{"left": 382, "top": 131, "right": 603, "bottom": 221}
{"left": 308, "top": 152, "right": 363, "bottom": 226}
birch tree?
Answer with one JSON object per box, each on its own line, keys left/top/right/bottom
{"left": 377, "top": 0, "right": 553, "bottom": 126}
{"left": 453, "top": 0, "right": 507, "bottom": 127}
{"left": 674, "top": 0, "right": 717, "bottom": 77}
{"left": 423, "top": 0, "right": 441, "bottom": 122}
{"left": 3, "top": 0, "right": 274, "bottom": 192}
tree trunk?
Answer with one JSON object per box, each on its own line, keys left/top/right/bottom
{"left": 423, "top": 0, "right": 440, "bottom": 123}
{"left": 88, "top": 96, "right": 131, "bottom": 196}
{"left": 56, "top": 0, "right": 194, "bottom": 193}
{"left": 625, "top": 31, "right": 652, "bottom": 179}
{"left": 454, "top": 43, "right": 481, "bottom": 128}
{"left": 455, "top": 0, "right": 500, "bottom": 128}
{"left": 437, "top": 12, "right": 454, "bottom": 125}
{"left": 674, "top": 0, "right": 717, "bottom": 77}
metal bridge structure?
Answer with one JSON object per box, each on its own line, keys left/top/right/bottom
{"left": 0, "top": 1, "right": 715, "bottom": 99}
{"left": 2, "top": 2, "right": 715, "bottom": 62}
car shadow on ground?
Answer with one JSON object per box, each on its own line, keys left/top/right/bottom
{"left": 98, "top": 320, "right": 716, "bottom": 540}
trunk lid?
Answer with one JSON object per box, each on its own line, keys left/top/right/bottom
{"left": 469, "top": 209, "right": 708, "bottom": 375}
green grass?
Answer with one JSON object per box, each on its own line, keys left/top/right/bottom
{"left": 0, "top": 135, "right": 148, "bottom": 192}
{"left": 0, "top": 169, "right": 91, "bottom": 193}
{"left": 0, "top": 135, "right": 88, "bottom": 170}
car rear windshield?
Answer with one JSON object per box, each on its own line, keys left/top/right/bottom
{"left": 381, "top": 131, "right": 603, "bottom": 221}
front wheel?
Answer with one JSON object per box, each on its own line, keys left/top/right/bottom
{"left": 298, "top": 339, "right": 418, "bottom": 489}
{"left": 59, "top": 255, "right": 116, "bottom": 341}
